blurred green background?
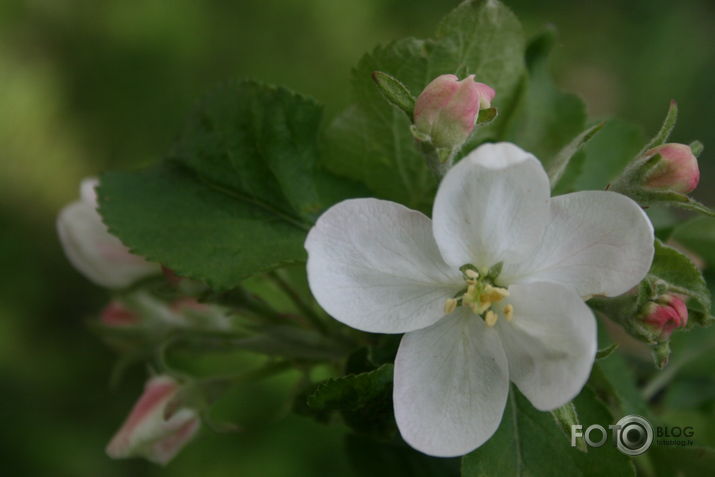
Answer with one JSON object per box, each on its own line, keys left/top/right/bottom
{"left": 1, "top": 0, "right": 713, "bottom": 475}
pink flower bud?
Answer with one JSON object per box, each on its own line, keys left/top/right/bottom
{"left": 100, "top": 301, "right": 140, "bottom": 327}
{"left": 413, "top": 74, "right": 495, "bottom": 149}
{"left": 57, "top": 177, "right": 161, "bottom": 288}
{"left": 643, "top": 143, "right": 700, "bottom": 193}
{"left": 106, "top": 375, "right": 200, "bottom": 465}
{"left": 642, "top": 294, "right": 688, "bottom": 341}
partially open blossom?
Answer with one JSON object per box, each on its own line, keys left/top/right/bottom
{"left": 106, "top": 375, "right": 200, "bottom": 465}
{"left": 642, "top": 294, "right": 688, "bottom": 341}
{"left": 413, "top": 74, "right": 495, "bottom": 150}
{"left": 57, "top": 178, "right": 160, "bottom": 288}
{"left": 100, "top": 301, "right": 140, "bottom": 327}
{"left": 643, "top": 143, "right": 700, "bottom": 193}
{"left": 306, "top": 142, "right": 654, "bottom": 457}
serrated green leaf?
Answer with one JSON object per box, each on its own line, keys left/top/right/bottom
{"left": 99, "top": 162, "right": 308, "bottom": 290}
{"left": 99, "top": 81, "right": 363, "bottom": 289}
{"left": 502, "top": 27, "right": 588, "bottom": 167}
{"left": 461, "top": 386, "right": 635, "bottom": 477}
{"left": 171, "top": 81, "right": 329, "bottom": 223}
{"left": 324, "top": 0, "right": 526, "bottom": 210}
{"left": 649, "top": 240, "right": 712, "bottom": 326}
{"left": 306, "top": 364, "right": 395, "bottom": 437}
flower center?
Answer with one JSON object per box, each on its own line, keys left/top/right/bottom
{"left": 443, "top": 263, "right": 514, "bottom": 327}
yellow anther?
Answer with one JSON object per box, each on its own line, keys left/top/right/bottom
{"left": 485, "top": 310, "right": 498, "bottom": 327}
{"left": 483, "top": 284, "right": 509, "bottom": 302}
{"left": 444, "top": 298, "right": 458, "bottom": 314}
{"left": 465, "top": 269, "right": 479, "bottom": 280}
{"left": 504, "top": 304, "right": 514, "bottom": 321}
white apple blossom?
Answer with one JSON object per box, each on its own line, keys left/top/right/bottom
{"left": 57, "top": 177, "right": 160, "bottom": 288}
{"left": 305, "top": 142, "right": 654, "bottom": 457}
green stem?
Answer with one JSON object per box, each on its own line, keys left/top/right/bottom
{"left": 268, "top": 271, "right": 329, "bottom": 335}
{"left": 641, "top": 334, "right": 715, "bottom": 400}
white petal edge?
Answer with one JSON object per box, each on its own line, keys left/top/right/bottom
{"left": 496, "top": 282, "right": 597, "bottom": 411}
{"left": 501, "top": 190, "right": 654, "bottom": 297}
{"left": 394, "top": 309, "right": 509, "bottom": 457}
{"left": 57, "top": 199, "right": 160, "bottom": 288}
{"left": 432, "top": 142, "right": 551, "bottom": 269}
{"left": 305, "top": 198, "right": 462, "bottom": 334}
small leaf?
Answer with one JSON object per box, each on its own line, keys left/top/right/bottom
{"left": 639, "top": 99, "right": 678, "bottom": 156}
{"left": 596, "top": 343, "right": 619, "bottom": 360}
{"left": 549, "top": 121, "right": 605, "bottom": 188}
{"left": 690, "top": 140, "right": 704, "bottom": 157}
{"left": 476, "top": 107, "right": 498, "bottom": 124}
{"left": 649, "top": 240, "right": 712, "bottom": 326}
{"left": 372, "top": 71, "right": 415, "bottom": 116}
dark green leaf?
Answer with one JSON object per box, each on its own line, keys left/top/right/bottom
{"left": 324, "top": 0, "right": 526, "bottom": 210}
{"left": 461, "top": 386, "right": 635, "bottom": 477}
{"left": 306, "top": 364, "right": 395, "bottom": 437}
{"left": 99, "top": 81, "right": 362, "bottom": 289}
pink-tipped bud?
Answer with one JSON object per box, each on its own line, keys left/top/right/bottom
{"left": 642, "top": 294, "right": 688, "bottom": 341}
{"left": 106, "top": 375, "right": 200, "bottom": 465}
{"left": 413, "top": 74, "right": 495, "bottom": 149}
{"left": 643, "top": 143, "right": 700, "bottom": 193}
{"left": 100, "top": 301, "right": 140, "bottom": 327}
{"left": 57, "top": 177, "right": 161, "bottom": 288}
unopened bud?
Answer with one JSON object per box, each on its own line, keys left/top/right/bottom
{"left": 100, "top": 301, "right": 140, "bottom": 327}
{"left": 106, "top": 375, "right": 200, "bottom": 465}
{"left": 57, "top": 177, "right": 161, "bottom": 288}
{"left": 641, "top": 294, "right": 688, "bottom": 341}
{"left": 643, "top": 143, "right": 700, "bottom": 194}
{"left": 413, "top": 74, "right": 495, "bottom": 150}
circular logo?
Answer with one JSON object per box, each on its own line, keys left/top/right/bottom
{"left": 615, "top": 415, "right": 653, "bottom": 456}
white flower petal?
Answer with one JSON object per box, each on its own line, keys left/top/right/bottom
{"left": 432, "top": 142, "right": 551, "bottom": 269}
{"left": 394, "top": 309, "right": 509, "bottom": 457}
{"left": 305, "top": 198, "right": 462, "bottom": 334}
{"left": 80, "top": 177, "right": 99, "bottom": 204}
{"left": 496, "top": 282, "right": 597, "bottom": 411}
{"left": 57, "top": 192, "right": 160, "bottom": 289}
{"left": 501, "top": 191, "right": 654, "bottom": 297}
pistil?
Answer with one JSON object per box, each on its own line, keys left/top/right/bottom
{"left": 444, "top": 263, "right": 514, "bottom": 327}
